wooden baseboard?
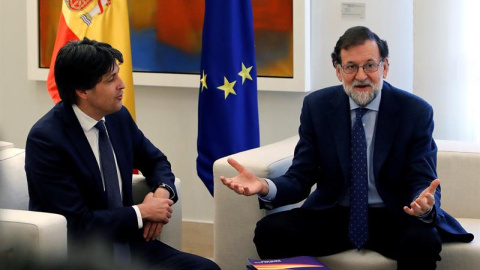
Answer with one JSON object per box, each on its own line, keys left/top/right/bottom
{"left": 182, "top": 221, "right": 213, "bottom": 259}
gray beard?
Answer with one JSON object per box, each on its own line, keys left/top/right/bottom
{"left": 343, "top": 79, "right": 382, "bottom": 107}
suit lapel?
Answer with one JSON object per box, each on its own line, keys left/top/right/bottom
{"left": 373, "top": 84, "right": 400, "bottom": 179}
{"left": 326, "top": 84, "right": 400, "bottom": 185}
{"left": 327, "top": 90, "right": 351, "bottom": 183}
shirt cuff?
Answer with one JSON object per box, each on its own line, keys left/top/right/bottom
{"left": 132, "top": 205, "right": 143, "bottom": 229}
{"left": 258, "top": 178, "right": 277, "bottom": 202}
{"left": 418, "top": 206, "right": 435, "bottom": 223}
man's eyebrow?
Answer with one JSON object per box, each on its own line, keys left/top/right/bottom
{"left": 346, "top": 59, "right": 377, "bottom": 64}
{"left": 107, "top": 66, "right": 120, "bottom": 77}
{"left": 103, "top": 71, "right": 115, "bottom": 81}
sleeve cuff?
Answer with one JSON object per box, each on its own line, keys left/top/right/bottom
{"left": 258, "top": 178, "right": 277, "bottom": 202}
{"left": 418, "top": 206, "right": 436, "bottom": 223}
{"left": 132, "top": 205, "right": 143, "bottom": 229}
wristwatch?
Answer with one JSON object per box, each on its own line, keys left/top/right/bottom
{"left": 152, "top": 183, "right": 176, "bottom": 201}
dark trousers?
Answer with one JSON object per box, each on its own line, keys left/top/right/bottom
{"left": 254, "top": 206, "right": 442, "bottom": 270}
{"left": 66, "top": 234, "right": 219, "bottom": 270}
{"left": 130, "top": 239, "right": 220, "bottom": 270}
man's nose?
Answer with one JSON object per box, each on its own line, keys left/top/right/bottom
{"left": 355, "top": 67, "right": 368, "bottom": 81}
{"left": 118, "top": 77, "right": 126, "bottom": 89}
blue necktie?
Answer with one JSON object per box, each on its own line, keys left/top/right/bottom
{"left": 95, "top": 121, "right": 130, "bottom": 265}
{"left": 349, "top": 108, "right": 369, "bottom": 250}
{"left": 95, "top": 120, "right": 122, "bottom": 209}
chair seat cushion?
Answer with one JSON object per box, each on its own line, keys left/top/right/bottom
{"left": 317, "top": 218, "right": 479, "bottom": 270}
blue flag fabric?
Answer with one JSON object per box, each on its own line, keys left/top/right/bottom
{"left": 197, "top": 0, "right": 260, "bottom": 195}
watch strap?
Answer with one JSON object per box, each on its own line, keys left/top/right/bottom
{"left": 152, "top": 183, "right": 176, "bottom": 201}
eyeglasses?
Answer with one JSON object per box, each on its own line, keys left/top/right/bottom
{"left": 339, "top": 61, "right": 384, "bottom": 74}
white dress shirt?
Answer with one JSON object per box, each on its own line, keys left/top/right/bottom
{"left": 72, "top": 105, "right": 143, "bottom": 228}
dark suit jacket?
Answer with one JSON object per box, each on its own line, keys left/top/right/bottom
{"left": 25, "top": 102, "right": 177, "bottom": 246}
{"left": 267, "top": 81, "right": 473, "bottom": 242}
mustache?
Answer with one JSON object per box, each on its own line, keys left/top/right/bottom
{"left": 352, "top": 80, "right": 374, "bottom": 87}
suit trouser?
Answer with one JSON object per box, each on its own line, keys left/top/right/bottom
{"left": 254, "top": 206, "right": 442, "bottom": 270}
{"left": 129, "top": 239, "right": 220, "bottom": 270}
{"left": 66, "top": 235, "right": 219, "bottom": 270}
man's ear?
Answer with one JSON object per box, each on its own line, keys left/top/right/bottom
{"left": 382, "top": 57, "right": 390, "bottom": 79}
{"left": 75, "top": 89, "right": 88, "bottom": 100}
{"left": 335, "top": 63, "right": 343, "bottom": 82}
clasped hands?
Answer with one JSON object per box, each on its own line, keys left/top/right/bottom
{"left": 138, "top": 188, "right": 173, "bottom": 241}
{"left": 220, "top": 158, "right": 439, "bottom": 217}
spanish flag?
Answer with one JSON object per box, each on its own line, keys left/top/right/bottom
{"left": 46, "top": 0, "right": 136, "bottom": 119}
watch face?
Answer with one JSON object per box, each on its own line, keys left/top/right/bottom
{"left": 152, "top": 183, "right": 175, "bottom": 201}
{"left": 155, "top": 184, "right": 169, "bottom": 192}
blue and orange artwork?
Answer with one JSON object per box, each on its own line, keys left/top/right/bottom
{"left": 39, "top": 0, "right": 293, "bottom": 78}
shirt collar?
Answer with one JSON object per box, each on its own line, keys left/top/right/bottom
{"left": 72, "top": 104, "right": 105, "bottom": 132}
{"left": 349, "top": 89, "right": 382, "bottom": 112}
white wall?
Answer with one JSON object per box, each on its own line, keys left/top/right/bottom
{"left": 312, "top": 0, "right": 414, "bottom": 91}
{"left": 414, "top": 0, "right": 479, "bottom": 142}
{"left": 0, "top": 0, "right": 475, "bottom": 223}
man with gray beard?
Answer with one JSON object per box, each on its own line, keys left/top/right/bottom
{"left": 219, "top": 26, "right": 473, "bottom": 270}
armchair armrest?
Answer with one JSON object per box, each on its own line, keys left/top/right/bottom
{"left": 0, "top": 209, "right": 67, "bottom": 265}
{"left": 132, "top": 175, "right": 182, "bottom": 250}
{"left": 0, "top": 141, "right": 14, "bottom": 151}
{"left": 213, "top": 135, "right": 298, "bottom": 269}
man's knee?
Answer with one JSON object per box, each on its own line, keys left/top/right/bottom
{"left": 401, "top": 226, "right": 441, "bottom": 251}
{"left": 253, "top": 216, "right": 277, "bottom": 247}
{"left": 253, "top": 215, "right": 291, "bottom": 259}
{"left": 396, "top": 226, "right": 442, "bottom": 269}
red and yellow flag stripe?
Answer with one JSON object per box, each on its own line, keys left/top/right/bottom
{"left": 47, "top": 0, "right": 136, "bottom": 119}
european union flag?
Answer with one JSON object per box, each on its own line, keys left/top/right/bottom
{"left": 197, "top": 0, "right": 260, "bottom": 195}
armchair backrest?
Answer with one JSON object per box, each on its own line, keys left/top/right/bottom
{"left": 0, "top": 147, "right": 29, "bottom": 210}
{"left": 436, "top": 140, "right": 480, "bottom": 219}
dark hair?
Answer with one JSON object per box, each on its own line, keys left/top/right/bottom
{"left": 54, "top": 37, "right": 123, "bottom": 105}
{"left": 331, "top": 26, "right": 388, "bottom": 67}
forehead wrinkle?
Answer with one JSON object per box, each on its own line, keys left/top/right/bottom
{"left": 340, "top": 40, "right": 381, "bottom": 64}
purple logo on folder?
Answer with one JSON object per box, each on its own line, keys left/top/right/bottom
{"left": 247, "top": 256, "right": 331, "bottom": 270}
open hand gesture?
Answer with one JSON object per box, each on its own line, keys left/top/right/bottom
{"left": 403, "top": 179, "right": 440, "bottom": 216}
{"left": 219, "top": 158, "right": 269, "bottom": 196}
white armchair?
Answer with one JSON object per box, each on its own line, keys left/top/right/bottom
{"left": 132, "top": 174, "right": 183, "bottom": 250}
{"left": 0, "top": 142, "right": 182, "bottom": 267}
{"left": 213, "top": 136, "right": 480, "bottom": 270}
{"left": 0, "top": 209, "right": 67, "bottom": 265}
{"left": 0, "top": 141, "right": 14, "bottom": 151}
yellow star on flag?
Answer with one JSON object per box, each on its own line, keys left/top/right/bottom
{"left": 200, "top": 70, "right": 208, "bottom": 91}
{"left": 238, "top": 62, "right": 253, "bottom": 84}
{"left": 217, "top": 77, "right": 237, "bottom": 99}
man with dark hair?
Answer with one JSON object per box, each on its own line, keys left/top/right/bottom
{"left": 26, "top": 38, "right": 219, "bottom": 269}
{"left": 220, "top": 26, "right": 473, "bottom": 269}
